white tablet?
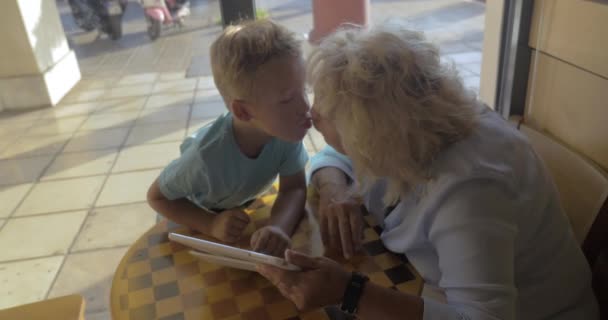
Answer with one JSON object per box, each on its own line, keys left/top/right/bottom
{"left": 189, "top": 250, "right": 258, "bottom": 272}
{"left": 169, "top": 233, "right": 301, "bottom": 271}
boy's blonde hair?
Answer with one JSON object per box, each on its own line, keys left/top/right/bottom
{"left": 308, "top": 23, "right": 477, "bottom": 205}
{"left": 210, "top": 19, "right": 301, "bottom": 103}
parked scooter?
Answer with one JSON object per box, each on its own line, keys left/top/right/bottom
{"left": 68, "top": 0, "right": 97, "bottom": 31}
{"left": 140, "top": 0, "right": 190, "bottom": 40}
{"left": 67, "top": 0, "right": 128, "bottom": 40}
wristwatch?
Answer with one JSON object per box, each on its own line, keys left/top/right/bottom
{"left": 340, "top": 272, "right": 369, "bottom": 315}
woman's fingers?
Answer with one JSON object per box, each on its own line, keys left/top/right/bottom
{"left": 254, "top": 231, "right": 269, "bottom": 252}
{"left": 350, "top": 207, "right": 363, "bottom": 251}
{"left": 257, "top": 264, "right": 286, "bottom": 286}
{"left": 271, "top": 234, "right": 289, "bottom": 257}
{"left": 338, "top": 209, "right": 354, "bottom": 259}
{"left": 285, "top": 249, "right": 320, "bottom": 269}
{"left": 250, "top": 230, "right": 260, "bottom": 249}
{"left": 257, "top": 264, "right": 297, "bottom": 299}
{"left": 264, "top": 234, "right": 278, "bottom": 256}
{"left": 328, "top": 213, "right": 341, "bottom": 251}
{"left": 320, "top": 214, "right": 330, "bottom": 247}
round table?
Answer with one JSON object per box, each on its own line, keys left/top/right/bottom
{"left": 110, "top": 188, "right": 423, "bottom": 320}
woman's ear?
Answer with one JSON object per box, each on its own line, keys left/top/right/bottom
{"left": 231, "top": 100, "right": 253, "bottom": 121}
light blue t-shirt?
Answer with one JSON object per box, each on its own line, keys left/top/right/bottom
{"left": 158, "top": 113, "right": 308, "bottom": 211}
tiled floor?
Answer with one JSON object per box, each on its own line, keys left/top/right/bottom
{"left": 0, "top": 0, "right": 484, "bottom": 317}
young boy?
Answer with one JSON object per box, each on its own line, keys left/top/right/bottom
{"left": 147, "top": 20, "right": 311, "bottom": 257}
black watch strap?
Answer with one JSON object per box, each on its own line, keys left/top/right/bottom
{"left": 340, "top": 272, "right": 369, "bottom": 315}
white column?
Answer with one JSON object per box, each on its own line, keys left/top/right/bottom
{"left": 0, "top": 0, "right": 80, "bottom": 111}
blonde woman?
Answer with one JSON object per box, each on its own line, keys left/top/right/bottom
{"left": 257, "top": 24, "right": 599, "bottom": 319}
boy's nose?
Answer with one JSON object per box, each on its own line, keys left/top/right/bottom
{"left": 298, "top": 95, "right": 311, "bottom": 114}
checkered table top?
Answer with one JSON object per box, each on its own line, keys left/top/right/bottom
{"left": 110, "top": 187, "right": 423, "bottom": 320}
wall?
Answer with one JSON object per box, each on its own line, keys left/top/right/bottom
{"left": 478, "top": 0, "right": 504, "bottom": 109}
{"left": 525, "top": 0, "right": 608, "bottom": 171}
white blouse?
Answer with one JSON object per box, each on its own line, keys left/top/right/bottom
{"left": 309, "top": 106, "right": 599, "bottom": 319}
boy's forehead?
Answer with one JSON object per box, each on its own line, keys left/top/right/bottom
{"left": 255, "top": 56, "right": 304, "bottom": 89}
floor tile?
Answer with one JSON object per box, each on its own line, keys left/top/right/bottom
{"left": 439, "top": 42, "right": 472, "bottom": 55}
{"left": 118, "top": 72, "right": 159, "bottom": 86}
{"left": 144, "top": 93, "right": 194, "bottom": 109}
{"left": 108, "top": 83, "right": 154, "bottom": 99}
{"left": 0, "top": 255, "right": 64, "bottom": 309}
{"left": 76, "top": 78, "right": 119, "bottom": 90}
{"left": 197, "top": 76, "right": 216, "bottom": 90}
{"left": 460, "top": 62, "right": 481, "bottom": 75}
{"left": 125, "top": 121, "right": 187, "bottom": 146}
{"left": 112, "top": 142, "right": 180, "bottom": 173}
{"left": 72, "top": 203, "right": 157, "bottom": 252}
{"left": 48, "top": 247, "right": 128, "bottom": 314}
{"left": 467, "top": 40, "right": 483, "bottom": 50}
{"left": 0, "top": 121, "right": 33, "bottom": 138}
{"left": 444, "top": 51, "right": 482, "bottom": 65}
{"left": 456, "top": 67, "right": 476, "bottom": 78}
{"left": 41, "top": 101, "right": 99, "bottom": 119}
{"left": 462, "top": 76, "right": 481, "bottom": 91}
{"left": 64, "top": 88, "right": 108, "bottom": 103}
{"left": 63, "top": 128, "right": 130, "bottom": 153}
{"left": 0, "top": 184, "right": 33, "bottom": 218}
{"left": 0, "top": 156, "right": 53, "bottom": 185}
{"left": 94, "top": 97, "right": 147, "bottom": 114}
{"left": 79, "top": 111, "right": 139, "bottom": 131}
{"left": 152, "top": 78, "right": 198, "bottom": 93}
{"left": 194, "top": 88, "right": 222, "bottom": 103}
{"left": 187, "top": 118, "right": 214, "bottom": 136}
{"left": 1, "top": 134, "right": 70, "bottom": 159}
{"left": 15, "top": 176, "right": 105, "bottom": 216}
{"left": 96, "top": 169, "right": 161, "bottom": 206}
{"left": 137, "top": 105, "right": 190, "bottom": 125}
{"left": 85, "top": 310, "right": 111, "bottom": 320}
{"left": 191, "top": 100, "right": 226, "bottom": 119}
{"left": 42, "top": 149, "right": 119, "bottom": 180}
{"left": 0, "top": 211, "right": 87, "bottom": 261}
{"left": 159, "top": 71, "right": 186, "bottom": 81}
{"left": 0, "top": 109, "right": 47, "bottom": 124}
{"left": 26, "top": 117, "right": 87, "bottom": 136}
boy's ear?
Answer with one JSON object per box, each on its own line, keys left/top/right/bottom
{"left": 231, "top": 100, "right": 253, "bottom": 121}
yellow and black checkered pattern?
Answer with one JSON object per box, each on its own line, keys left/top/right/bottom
{"left": 110, "top": 187, "right": 423, "bottom": 320}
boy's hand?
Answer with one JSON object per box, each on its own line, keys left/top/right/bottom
{"left": 210, "top": 209, "right": 251, "bottom": 243}
{"left": 251, "top": 225, "right": 291, "bottom": 257}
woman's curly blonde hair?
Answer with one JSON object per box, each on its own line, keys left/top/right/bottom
{"left": 308, "top": 23, "right": 478, "bottom": 205}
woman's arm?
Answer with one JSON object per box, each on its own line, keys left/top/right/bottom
{"left": 309, "top": 147, "right": 364, "bottom": 258}
{"left": 357, "top": 282, "right": 424, "bottom": 320}
{"left": 421, "top": 180, "right": 518, "bottom": 319}
{"left": 257, "top": 250, "right": 423, "bottom": 319}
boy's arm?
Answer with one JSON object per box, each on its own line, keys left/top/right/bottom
{"left": 269, "top": 170, "right": 307, "bottom": 236}
{"left": 147, "top": 178, "right": 250, "bottom": 243}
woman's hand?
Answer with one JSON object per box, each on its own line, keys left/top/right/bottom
{"left": 257, "top": 250, "right": 351, "bottom": 311}
{"left": 318, "top": 183, "right": 364, "bottom": 259}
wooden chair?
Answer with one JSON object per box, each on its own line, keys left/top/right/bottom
{"left": 0, "top": 295, "right": 86, "bottom": 320}
{"left": 519, "top": 123, "right": 608, "bottom": 319}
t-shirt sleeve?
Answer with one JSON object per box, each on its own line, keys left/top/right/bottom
{"left": 279, "top": 141, "right": 309, "bottom": 176}
{"left": 424, "top": 179, "right": 518, "bottom": 320}
{"left": 307, "top": 145, "right": 354, "bottom": 182}
{"left": 158, "top": 146, "right": 209, "bottom": 201}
